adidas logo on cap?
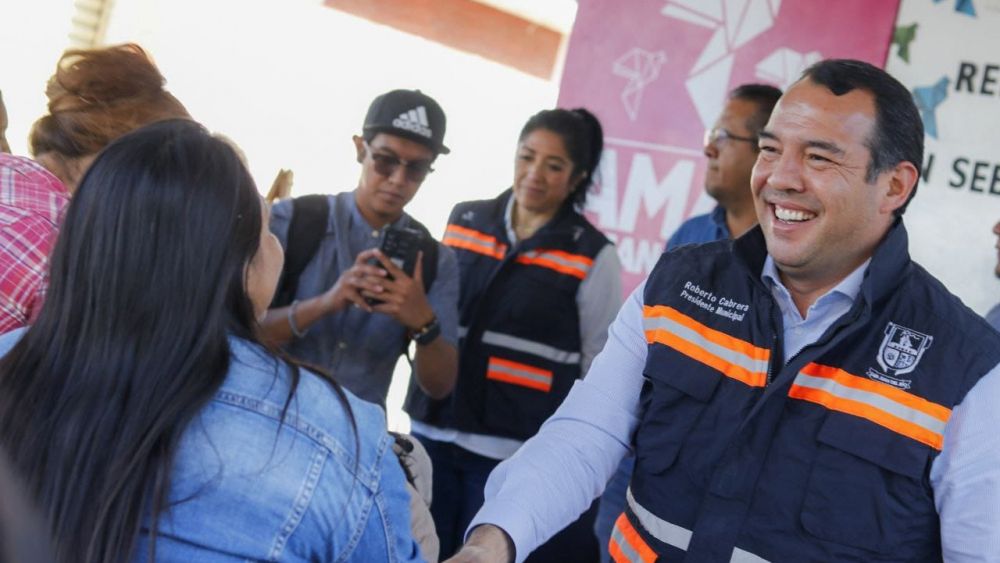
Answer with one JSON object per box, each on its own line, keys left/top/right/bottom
{"left": 392, "top": 106, "right": 433, "bottom": 139}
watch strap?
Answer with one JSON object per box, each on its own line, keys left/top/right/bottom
{"left": 412, "top": 316, "right": 441, "bottom": 346}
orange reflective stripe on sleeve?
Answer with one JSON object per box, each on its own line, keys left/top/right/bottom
{"left": 515, "top": 248, "right": 594, "bottom": 279}
{"left": 789, "top": 362, "right": 952, "bottom": 450}
{"left": 642, "top": 305, "right": 770, "bottom": 388}
{"left": 442, "top": 224, "right": 507, "bottom": 260}
{"left": 486, "top": 357, "right": 552, "bottom": 392}
{"left": 609, "top": 513, "right": 657, "bottom": 563}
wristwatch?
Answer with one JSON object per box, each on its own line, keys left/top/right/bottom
{"left": 412, "top": 316, "right": 441, "bottom": 346}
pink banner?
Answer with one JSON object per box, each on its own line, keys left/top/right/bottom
{"left": 559, "top": 0, "right": 900, "bottom": 294}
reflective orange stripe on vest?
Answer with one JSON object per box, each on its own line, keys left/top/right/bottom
{"left": 609, "top": 512, "right": 656, "bottom": 563}
{"left": 515, "top": 249, "right": 593, "bottom": 279}
{"left": 642, "top": 305, "right": 770, "bottom": 388}
{"left": 789, "top": 362, "right": 952, "bottom": 450}
{"left": 443, "top": 224, "right": 507, "bottom": 260}
{"left": 486, "top": 357, "right": 552, "bottom": 392}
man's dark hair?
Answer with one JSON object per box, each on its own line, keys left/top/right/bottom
{"left": 800, "top": 59, "right": 923, "bottom": 216}
{"left": 729, "top": 83, "right": 782, "bottom": 137}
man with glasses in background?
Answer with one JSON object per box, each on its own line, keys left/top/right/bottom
{"left": 261, "top": 89, "right": 459, "bottom": 410}
{"left": 666, "top": 84, "right": 782, "bottom": 249}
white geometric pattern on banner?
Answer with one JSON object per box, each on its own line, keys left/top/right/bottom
{"left": 661, "top": 0, "right": 781, "bottom": 127}
{"left": 613, "top": 48, "right": 668, "bottom": 121}
{"left": 755, "top": 48, "right": 822, "bottom": 90}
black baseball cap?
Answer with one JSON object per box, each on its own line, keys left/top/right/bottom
{"left": 363, "top": 89, "right": 450, "bottom": 155}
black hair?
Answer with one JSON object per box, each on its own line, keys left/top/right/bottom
{"left": 0, "top": 119, "right": 352, "bottom": 562}
{"left": 0, "top": 447, "right": 55, "bottom": 563}
{"left": 729, "top": 83, "right": 783, "bottom": 137}
{"left": 800, "top": 59, "right": 924, "bottom": 216}
{"left": 518, "top": 108, "right": 604, "bottom": 210}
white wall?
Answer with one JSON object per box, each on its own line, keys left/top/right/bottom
{"left": 102, "top": 0, "right": 568, "bottom": 240}
{"left": 100, "top": 0, "right": 573, "bottom": 429}
{"left": 0, "top": 0, "right": 75, "bottom": 156}
{"left": 886, "top": 1, "right": 1000, "bottom": 316}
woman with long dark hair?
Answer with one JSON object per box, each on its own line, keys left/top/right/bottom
{"left": 405, "top": 108, "right": 623, "bottom": 561}
{"left": 0, "top": 119, "right": 423, "bottom": 562}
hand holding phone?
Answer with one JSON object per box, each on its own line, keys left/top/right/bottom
{"left": 365, "top": 226, "right": 424, "bottom": 305}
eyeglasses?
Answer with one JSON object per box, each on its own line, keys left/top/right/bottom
{"left": 704, "top": 128, "right": 757, "bottom": 146}
{"left": 364, "top": 141, "right": 434, "bottom": 183}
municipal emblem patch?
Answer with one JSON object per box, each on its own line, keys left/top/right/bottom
{"left": 878, "top": 322, "right": 933, "bottom": 375}
{"left": 867, "top": 322, "right": 933, "bottom": 389}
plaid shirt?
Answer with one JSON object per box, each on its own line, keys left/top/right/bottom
{"left": 0, "top": 154, "right": 68, "bottom": 333}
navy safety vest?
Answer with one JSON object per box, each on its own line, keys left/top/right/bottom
{"left": 404, "top": 189, "right": 611, "bottom": 440}
{"left": 610, "top": 222, "right": 1000, "bottom": 562}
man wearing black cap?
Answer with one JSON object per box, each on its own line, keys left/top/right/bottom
{"left": 261, "top": 89, "right": 459, "bottom": 409}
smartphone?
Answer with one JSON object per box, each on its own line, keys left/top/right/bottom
{"left": 365, "top": 226, "right": 424, "bottom": 305}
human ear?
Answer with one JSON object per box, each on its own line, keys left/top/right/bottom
{"left": 880, "top": 160, "right": 919, "bottom": 215}
{"left": 352, "top": 135, "right": 365, "bottom": 164}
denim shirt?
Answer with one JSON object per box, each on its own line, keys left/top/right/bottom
{"left": 664, "top": 206, "right": 730, "bottom": 251}
{"left": 270, "top": 192, "right": 459, "bottom": 407}
{"left": 0, "top": 330, "right": 424, "bottom": 562}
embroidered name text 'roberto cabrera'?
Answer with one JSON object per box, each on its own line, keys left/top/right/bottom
{"left": 680, "top": 281, "right": 750, "bottom": 322}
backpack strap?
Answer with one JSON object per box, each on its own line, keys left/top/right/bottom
{"left": 271, "top": 194, "right": 330, "bottom": 307}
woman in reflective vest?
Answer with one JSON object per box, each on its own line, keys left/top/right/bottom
{"left": 406, "top": 108, "right": 622, "bottom": 561}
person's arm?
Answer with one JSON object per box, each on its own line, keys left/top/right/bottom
{"left": 448, "top": 525, "right": 515, "bottom": 563}
{"left": 932, "top": 362, "right": 1000, "bottom": 560}
{"left": 258, "top": 198, "right": 385, "bottom": 346}
{"left": 0, "top": 215, "right": 60, "bottom": 332}
{"left": 259, "top": 249, "right": 389, "bottom": 345}
{"left": 412, "top": 245, "right": 459, "bottom": 398}
{"left": 410, "top": 331, "right": 458, "bottom": 399}
{"left": 372, "top": 432, "right": 427, "bottom": 563}
{"left": 576, "top": 244, "right": 623, "bottom": 375}
{"left": 448, "top": 283, "right": 649, "bottom": 563}
{"left": 364, "top": 249, "right": 458, "bottom": 399}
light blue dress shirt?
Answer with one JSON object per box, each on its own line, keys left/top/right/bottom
{"left": 470, "top": 259, "right": 1000, "bottom": 562}
{"left": 985, "top": 303, "right": 1000, "bottom": 332}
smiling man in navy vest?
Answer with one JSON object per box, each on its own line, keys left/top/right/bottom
{"left": 447, "top": 60, "right": 1000, "bottom": 563}
{"left": 261, "top": 89, "right": 459, "bottom": 409}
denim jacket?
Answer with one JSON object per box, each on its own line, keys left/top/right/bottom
{"left": 0, "top": 330, "right": 424, "bottom": 562}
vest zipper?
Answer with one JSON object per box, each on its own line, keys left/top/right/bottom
{"left": 765, "top": 297, "right": 784, "bottom": 387}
